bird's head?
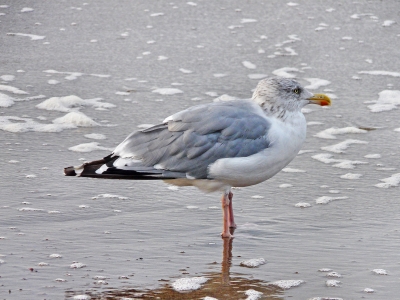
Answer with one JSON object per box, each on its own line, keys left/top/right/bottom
{"left": 252, "top": 77, "right": 331, "bottom": 116}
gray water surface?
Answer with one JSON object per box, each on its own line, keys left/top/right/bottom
{"left": 1, "top": 1, "right": 400, "bottom": 299}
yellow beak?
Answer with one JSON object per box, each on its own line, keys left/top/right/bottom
{"left": 308, "top": 93, "right": 331, "bottom": 106}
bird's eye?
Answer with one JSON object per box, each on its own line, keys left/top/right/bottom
{"left": 293, "top": 88, "right": 300, "bottom": 94}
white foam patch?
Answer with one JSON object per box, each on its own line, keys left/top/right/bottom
{"left": 179, "top": 68, "right": 193, "bottom": 74}
{"left": 0, "top": 75, "right": 15, "bottom": 81}
{"left": 70, "top": 262, "right": 86, "bottom": 269}
{"left": 241, "top": 18, "right": 257, "bottom": 24}
{"left": 372, "top": 269, "right": 387, "bottom": 275}
{"left": 240, "top": 258, "right": 266, "bottom": 268}
{"left": 0, "top": 84, "right": 28, "bottom": 94}
{"left": 68, "top": 142, "right": 112, "bottom": 152}
{"left": 84, "top": 133, "right": 106, "bottom": 140}
{"left": 36, "top": 95, "right": 115, "bottom": 112}
{"left": 21, "top": 7, "right": 34, "bottom": 12}
{"left": 318, "top": 268, "right": 333, "bottom": 272}
{"left": 326, "top": 280, "right": 341, "bottom": 287}
{"left": 270, "top": 280, "right": 304, "bottom": 289}
{"left": 18, "top": 207, "right": 44, "bottom": 212}
{"left": 53, "top": 112, "right": 100, "bottom": 127}
{"left": 213, "top": 73, "right": 228, "bottom": 78}
{"left": 340, "top": 173, "right": 362, "bottom": 179}
{"left": 93, "top": 194, "right": 128, "bottom": 200}
{"left": 287, "top": 2, "right": 299, "bottom": 6}
{"left": 316, "top": 196, "right": 348, "bottom": 204}
{"left": 321, "top": 139, "right": 368, "bottom": 153}
{"left": 272, "top": 67, "right": 299, "bottom": 78}
{"left": 382, "top": 20, "right": 396, "bottom": 27}
{"left": 7, "top": 32, "right": 45, "bottom": 40}
{"left": 49, "top": 253, "right": 62, "bottom": 258}
{"left": 326, "top": 271, "right": 342, "bottom": 278}
{"left": 314, "top": 127, "right": 367, "bottom": 139}
{"left": 295, "top": 202, "right": 311, "bottom": 208}
{"left": 364, "top": 154, "right": 381, "bottom": 159}
{"left": 172, "top": 276, "right": 208, "bottom": 292}
{"left": 213, "top": 94, "right": 237, "bottom": 102}
{"left": 242, "top": 61, "right": 256, "bottom": 69}
{"left": 307, "top": 121, "right": 322, "bottom": 126}
{"left": 340, "top": 173, "right": 363, "bottom": 180}
{"left": 304, "top": 78, "right": 331, "bottom": 90}
{"left": 248, "top": 74, "right": 267, "bottom": 79}
{"left": 359, "top": 71, "right": 400, "bottom": 77}
{"left": 375, "top": 173, "right": 400, "bottom": 188}
{"left": 0, "top": 93, "right": 14, "bottom": 107}
{"left": 282, "top": 168, "right": 306, "bottom": 173}
{"left": 152, "top": 88, "right": 183, "bottom": 95}
{"left": 72, "top": 295, "right": 90, "bottom": 300}
{"left": 0, "top": 116, "right": 75, "bottom": 133}
{"left": 251, "top": 195, "right": 264, "bottom": 199}
{"left": 245, "top": 289, "right": 263, "bottom": 300}
{"left": 366, "top": 90, "right": 400, "bottom": 112}
{"left": 279, "top": 184, "right": 293, "bottom": 188}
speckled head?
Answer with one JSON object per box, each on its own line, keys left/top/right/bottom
{"left": 252, "top": 77, "right": 331, "bottom": 115}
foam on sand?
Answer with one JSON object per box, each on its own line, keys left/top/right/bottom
{"left": 326, "top": 280, "right": 341, "bottom": 287}
{"left": 245, "top": 289, "right": 263, "bottom": 300}
{"left": 366, "top": 90, "right": 400, "bottom": 112}
{"left": 372, "top": 269, "right": 387, "bottom": 275}
{"left": 53, "top": 112, "right": 100, "bottom": 127}
{"left": 7, "top": 32, "right": 45, "bottom": 40}
{"left": 0, "top": 116, "right": 74, "bottom": 133}
{"left": 295, "top": 202, "right": 311, "bottom": 208}
{"left": 36, "top": 95, "right": 115, "bottom": 112}
{"left": 272, "top": 67, "right": 299, "bottom": 78}
{"left": 172, "top": 276, "right": 208, "bottom": 292}
{"left": 316, "top": 196, "right": 348, "bottom": 204}
{"left": 0, "top": 75, "right": 15, "bottom": 81}
{"left": 0, "top": 93, "right": 14, "bottom": 107}
{"left": 314, "top": 127, "right": 367, "bottom": 139}
{"left": 68, "top": 142, "right": 113, "bottom": 153}
{"left": 270, "top": 280, "right": 304, "bottom": 289}
{"left": 375, "top": 173, "right": 400, "bottom": 188}
{"left": 84, "top": 133, "right": 106, "bottom": 140}
{"left": 0, "top": 84, "right": 29, "bottom": 94}
{"left": 312, "top": 153, "right": 368, "bottom": 169}
{"left": 152, "top": 88, "right": 183, "bottom": 95}
{"left": 240, "top": 258, "right": 266, "bottom": 268}
{"left": 304, "top": 78, "right": 331, "bottom": 90}
{"left": 282, "top": 168, "right": 306, "bottom": 173}
{"left": 340, "top": 173, "right": 362, "bottom": 179}
{"left": 242, "top": 61, "right": 257, "bottom": 69}
{"left": 321, "top": 139, "right": 368, "bottom": 153}
{"left": 359, "top": 70, "right": 400, "bottom": 77}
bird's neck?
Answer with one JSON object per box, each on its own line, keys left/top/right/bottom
{"left": 259, "top": 102, "right": 289, "bottom": 120}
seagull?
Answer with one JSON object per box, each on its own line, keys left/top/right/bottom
{"left": 65, "top": 77, "right": 331, "bottom": 238}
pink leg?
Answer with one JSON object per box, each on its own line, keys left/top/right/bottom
{"left": 228, "top": 192, "right": 237, "bottom": 229}
{"left": 221, "top": 192, "right": 233, "bottom": 238}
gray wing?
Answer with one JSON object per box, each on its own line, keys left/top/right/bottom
{"left": 111, "top": 100, "right": 271, "bottom": 179}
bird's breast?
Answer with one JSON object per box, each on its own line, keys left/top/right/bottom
{"left": 208, "top": 113, "right": 307, "bottom": 187}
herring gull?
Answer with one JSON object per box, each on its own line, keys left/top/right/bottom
{"left": 64, "top": 77, "right": 331, "bottom": 238}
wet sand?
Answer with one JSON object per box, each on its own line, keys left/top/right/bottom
{"left": 1, "top": 0, "right": 400, "bottom": 299}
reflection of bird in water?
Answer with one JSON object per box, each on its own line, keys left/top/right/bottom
{"left": 68, "top": 229, "right": 285, "bottom": 300}
{"left": 65, "top": 77, "right": 330, "bottom": 238}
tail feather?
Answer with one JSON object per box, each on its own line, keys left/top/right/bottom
{"left": 64, "top": 154, "right": 182, "bottom": 180}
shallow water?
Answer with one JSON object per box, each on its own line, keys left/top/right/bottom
{"left": 1, "top": 1, "right": 400, "bottom": 299}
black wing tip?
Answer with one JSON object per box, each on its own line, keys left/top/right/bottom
{"left": 64, "top": 166, "right": 77, "bottom": 176}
